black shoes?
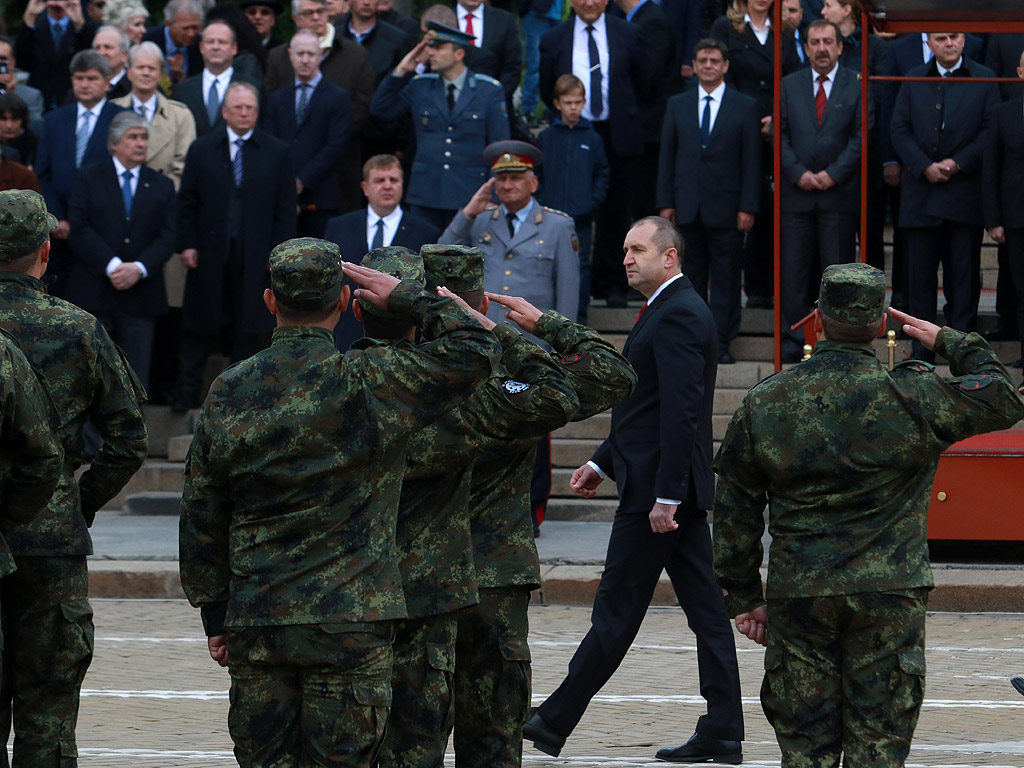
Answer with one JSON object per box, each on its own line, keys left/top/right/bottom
{"left": 522, "top": 708, "right": 565, "bottom": 757}
{"left": 1012, "top": 675, "right": 1024, "bottom": 697}
{"left": 655, "top": 732, "right": 743, "bottom": 764}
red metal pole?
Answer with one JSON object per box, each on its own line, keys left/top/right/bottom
{"left": 773, "top": 0, "right": 783, "bottom": 371}
{"left": 860, "top": 12, "right": 869, "bottom": 265}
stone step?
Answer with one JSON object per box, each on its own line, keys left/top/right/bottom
{"left": 122, "top": 491, "right": 182, "bottom": 516}
{"left": 545, "top": 497, "right": 618, "bottom": 522}
{"left": 553, "top": 413, "right": 610, "bottom": 440}
{"left": 141, "top": 405, "right": 196, "bottom": 459}
{"left": 167, "top": 434, "right": 193, "bottom": 462}
{"left": 104, "top": 460, "right": 184, "bottom": 511}
{"left": 550, "top": 438, "right": 602, "bottom": 469}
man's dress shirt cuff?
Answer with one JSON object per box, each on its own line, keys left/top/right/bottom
{"left": 656, "top": 497, "right": 682, "bottom": 505}
{"left": 105, "top": 257, "right": 148, "bottom": 279}
{"left": 586, "top": 460, "right": 607, "bottom": 479}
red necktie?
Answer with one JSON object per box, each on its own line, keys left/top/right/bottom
{"left": 815, "top": 74, "right": 827, "bottom": 125}
{"left": 634, "top": 304, "right": 647, "bottom": 324}
{"left": 464, "top": 12, "right": 474, "bottom": 40}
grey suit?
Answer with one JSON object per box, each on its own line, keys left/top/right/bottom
{"left": 441, "top": 198, "right": 580, "bottom": 335}
{"left": 779, "top": 64, "right": 865, "bottom": 357}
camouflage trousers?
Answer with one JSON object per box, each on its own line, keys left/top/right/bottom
{"left": 0, "top": 556, "right": 93, "bottom": 768}
{"left": 453, "top": 586, "right": 532, "bottom": 768}
{"left": 761, "top": 589, "right": 928, "bottom": 768}
{"left": 376, "top": 610, "right": 459, "bottom": 768}
{"left": 226, "top": 621, "right": 393, "bottom": 768}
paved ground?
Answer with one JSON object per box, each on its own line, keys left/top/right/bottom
{"left": 52, "top": 599, "right": 1024, "bottom": 767}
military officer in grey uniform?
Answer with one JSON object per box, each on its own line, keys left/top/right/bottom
{"left": 370, "top": 21, "right": 509, "bottom": 232}
{"left": 441, "top": 140, "right": 580, "bottom": 333}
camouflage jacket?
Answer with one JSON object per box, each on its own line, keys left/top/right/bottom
{"left": 0, "top": 331, "right": 64, "bottom": 576}
{"left": 179, "top": 283, "right": 500, "bottom": 636}
{"left": 0, "top": 272, "right": 148, "bottom": 556}
{"left": 713, "top": 330, "right": 1024, "bottom": 616}
{"left": 456, "top": 312, "right": 637, "bottom": 589}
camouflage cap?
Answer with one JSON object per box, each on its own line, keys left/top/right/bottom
{"left": 420, "top": 243, "right": 484, "bottom": 294}
{"left": 818, "top": 262, "right": 886, "bottom": 326}
{"left": 269, "top": 237, "right": 344, "bottom": 311}
{"left": 0, "top": 190, "right": 58, "bottom": 262}
{"left": 359, "top": 246, "right": 424, "bottom": 318}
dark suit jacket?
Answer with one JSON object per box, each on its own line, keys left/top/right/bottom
{"left": 889, "top": 32, "right": 985, "bottom": 76}
{"left": 836, "top": 30, "right": 898, "bottom": 163}
{"left": 891, "top": 58, "right": 999, "bottom": 228}
{"left": 630, "top": 0, "right": 678, "bottom": 144}
{"left": 337, "top": 16, "right": 413, "bottom": 85}
{"left": 323, "top": 207, "right": 440, "bottom": 349}
{"left": 35, "top": 100, "right": 126, "bottom": 219}
{"left": 591, "top": 275, "right": 717, "bottom": 513}
{"left": 178, "top": 127, "right": 296, "bottom": 334}
{"left": 379, "top": 8, "right": 421, "bottom": 41}
{"left": 172, "top": 70, "right": 261, "bottom": 137}
{"left": 264, "top": 78, "right": 352, "bottom": 213}
{"left": 539, "top": 14, "right": 647, "bottom": 158}
{"left": 779, "top": 65, "right": 866, "bottom": 213}
{"left": 985, "top": 33, "right": 1024, "bottom": 101}
{"left": 462, "top": 5, "right": 523, "bottom": 100}
{"left": 66, "top": 162, "right": 176, "bottom": 317}
{"left": 983, "top": 97, "right": 1024, "bottom": 230}
{"left": 656, "top": 86, "right": 760, "bottom": 228}
{"left": 143, "top": 26, "right": 203, "bottom": 79}
{"left": 660, "top": 0, "right": 701, "bottom": 68}
{"left": 15, "top": 16, "right": 97, "bottom": 109}
{"left": 709, "top": 15, "right": 801, "bottom": 119}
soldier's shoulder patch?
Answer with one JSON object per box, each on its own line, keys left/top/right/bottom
{"left": 957, "top": 373, "right": 999, "bottom": 401}
{"left": 473, "top": 73, "right": 502, "bottom": 88}
{"left": 561, "top": 352, "right": 583, "bottom": 365}
{"left": 894, "top": 358, "right": 936, "bottom": 373}
{"left": 561, "top": 350, "right": 593, "bottom": 372}
{"left": 503, "top": 379, "right": 530, "bottom": 394}
{"left": 542, "top": 205, "right": 571, "bottom": 219}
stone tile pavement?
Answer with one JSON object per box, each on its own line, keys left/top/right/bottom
{"left": 54, "top": 600, "right": 1024, "bottom": 767}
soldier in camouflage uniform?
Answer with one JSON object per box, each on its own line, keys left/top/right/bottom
{"left": 713, "top": 262, "right": 1024, "bottom": 768}
{"left": 178, "top": 238, "right": 500, "bottom": 768}
{"left": 0, "top": 189, "right": 148, "bottom": 768}
{"left": 418, "top": 243, "right": 636, "bottom": 768}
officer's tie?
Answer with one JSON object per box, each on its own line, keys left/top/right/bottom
{"left": 586, "top": 24, "right": 602, "bottom": 117}
{"left": 446, "top": 83, "right": 456, "bottom": 111}
{"left": 233, "top": 138, "right": 244, "bottom": 186}
{"left": 700, "top": 94, "right": 712, "bottom": 146}
{"left": 506, "top": 211, "right": 516, "bottom": 239}
{"left": 372, "top": 218, "right": 385, "bottom": 249}
{"left": 207, "top": 79, "right": 220, "bottom": 126}
{"left": 121, "top": 170, "right": 133, "bottom": 217}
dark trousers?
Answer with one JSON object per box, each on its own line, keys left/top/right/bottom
{"left": 1003, "top": 227, "right": 1024, "bottom": 362}
{"left": 591, "top": 121, "right": 637, "bottom": 302}
{"left": 904, "top": 222, "right": 982, "bottom": 359}
{"left": 573, "top": 215, "right": 594, "bottom": 324}
{"left": 743, "top": 147, "right": 775, "bottom": 303}
{"left": 536, "top": 509, "right": 743, "bottom": 742}
{"left": 297, "top": 207, "right": 338, "bottom": 240}
{"left": 680, "top": 219, "right": 743, "bottom": 353}
{"left": 995, "top": 240, "right": 1020, "bottom": 334}
{"left": 94, "top": 310, "right": 155, "bottom": 392}
{"left": 780, "top": 208, "right": 858, "bottom": 358}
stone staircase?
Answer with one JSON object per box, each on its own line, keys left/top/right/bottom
{"left": 112, "top": 240, "right": 1024, "bottom": 519}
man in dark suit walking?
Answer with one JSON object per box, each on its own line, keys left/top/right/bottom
{"left": 539, "top": 0, "right": 647, "bottom": 307}
{"left": 35, "top": 50, "right": 125, "bottom": 297}
{"left": 657, "top": 37, "right": 760, "bottom": 365}
{"left": 984, "top": 50, "right": 1024, "bottom": 367}
{"left": 324, "top": 153, "right": 439, "bottom": 349}
{"left": 173, "top": 81, "right": 296, "bottom": 411}
{"left": 523, "top": 216, "right": 744, "bottom": 764}
{"left": 66, "top": 111, "right": 176, "bottom": 388}
{"left": 891, "top": 31, "right": 999, "bottom": 361}
{"left": 779, "top": 19, "right": 864, "bottom": 362}
{"left": 264, "top": 29, "right": 352, "bottom": 239}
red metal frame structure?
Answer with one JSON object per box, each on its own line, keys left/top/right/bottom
{"left": 770, "top": 1, "right": 1024, "bottom": 370}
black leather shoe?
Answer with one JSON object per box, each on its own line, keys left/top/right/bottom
{"left": 655, "top": 732, "right": 742, "bottom": 764}
{"left": 1012, "top": 675, "right": 1024, "bottom": 697}
{"left": 522, "top": 708, "right": 565, "bottom": 757}
{"left": 718, "top": 351, "right": 736, "bottom": 365}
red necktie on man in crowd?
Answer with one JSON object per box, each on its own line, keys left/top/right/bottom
{"left": 635, "top": 303, "right": 647, "bottom": 324}
{"left": 815, "top": 74, "right": 827, "bottom": 125}
{"left": 464, "top": 11, "right": 474, "bottom": 40}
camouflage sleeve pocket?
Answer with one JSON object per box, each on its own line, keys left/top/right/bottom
{"left": 352, "top": 680, "right": 392, "bottom": 707}
{"left": 426, "top": 642, "right": 456, "bottom": 674}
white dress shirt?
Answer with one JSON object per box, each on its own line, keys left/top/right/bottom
{"left": 131, "top": 93, "right": 158, "bottom": 122}
{"left": 457, "top": 5, "right": 484, "bottom": 48}
{"left": 367, "top": 205, "right": 404, "bottom": 248}
{"left": 107, "top": 158, "right": 148, "bottom": 279}
{"left": 812, "top": 61, "right": 839, "bottom": 99}
{"left": 227, "top": 126, "right": 254, "bottom": 161}
{"left": 746, "top": 13, "right": 770, "bottom": 46}
{"left": 697, "top": 81, "right": 726, "bottom": 134}
{"left": 76, "top": 99, "right": 106, "bottom": 145}
{"left": 920, "top": 33, "right": 934, "bottom": 63}
{"left": 202, "top": 66, "right": 234, "bottom": 114}
{"left": 572, "top": 14, "right": 609, "bottom": 122}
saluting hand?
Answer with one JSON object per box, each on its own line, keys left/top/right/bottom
{"left": 484, "top": 292, "right": 542, "bottom": 333}
{"left": 462, "top": 178, "right": 497, "bottom": 219}
{"left": 394, "top": 37, "right": 429, "bottom": 77}
{"left": 342, "top": 261, "right": 401, "bottom": 310}
{"left": 888, "top": 307, "right": 940, "bottom": 351}
{"left": 438, "top": 286, "right": 496, "bottom": 330}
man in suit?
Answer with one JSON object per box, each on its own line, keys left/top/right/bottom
{"left": 142, "top": 0, "right": 204, "bottom": 86}
{"left": 0, "top": 36, "right": 46, "bottom": 137}
{"left": 371, "top": 21, "right": 509, "bottom": 231}
{"left": 264, "top": 30, "right": 352, "bottom": 239}
{"left": 242, "top": 0, "right": 285, "bottom": 50}
{"left": 779, "top": 19, "right": 864, "bottom": 362}
{"left": 92, "top": 25, "right": 132, "bottom": 100}
{"left": 16, "top": 0, "right": 98, "bottom": 110}
{"left": 173, "top": 81, "right": 296, "bottom": 411}
{"left": 984, "top": 49, "right": 1024, "bottom": 367}
{"left": 891, "top": 31, "right": 999, "bottom": 361}
{"left": 264, "top": 0, "right": 376, "bottom": 213}
{"left": 66, "top": 111, "right": 176, "bottom": 388}
{"left": 35, "top": 50, "right": 124, "bottom": 297}
{"left": 338, "top": 0, "right": 414, "bottom": 83}
{"left": 889, "top": 31, "right": 984, "bottom": 77}
{"left": 657, "top": 37, "right": 760, "bottom": 365}
{"left": 173, "top": 20, "right": 258, "bottom": 137}
{"left": 539, "top": 0, "right": 647, "bottom": 306}
{"left": 456, "top": 0, "right": 522, "bottom": 126}
{"left": 324, "top": 153, "right": 439, "bottom": 349}
{"left": 523, "top": 216, "right": 744, "bottom": 763}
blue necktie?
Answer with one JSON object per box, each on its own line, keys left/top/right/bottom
{"left": 700, "top": 95, "right": 712, "bottom": 145}
{"left": 297, "top": 83, "right": 311, "bottom": 124}
{"left": 52, "top": 21, "right": 64, "bottom": 50}
{"left": 121, "top": 169, "right": 133, "bottom": 216}
{"left": 371, "top": 218, "right": 384, "bottom": 249}
{"left": 233, "top": 138, "right": 244, "bottom": 186}
{"left": 75, "top": 111, "right": 93, "bottom": 167}
{"left": 586, "top": 25, "right": 602, "bottom": 117}
{"left": 206, "top": 79, "right": 220, "bottom": 126}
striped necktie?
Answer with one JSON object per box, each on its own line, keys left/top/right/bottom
{"left": 75, "top": 110, "right": 93, "bottom": 167}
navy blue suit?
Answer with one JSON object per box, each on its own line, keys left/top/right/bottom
{"left": 264, "top": 79, "right": 353, "bottom": 237}
{"left": 172, "top": 72, "right": 261, "bottom": 137}
{"left": 889, "top": 33, "right": 985, "bottom": 76}
{"left": 323, "top": 207, "right": 440, "bottom": 350}
{"left": 15, "top": 16, "right": 98, "bottom": 109}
